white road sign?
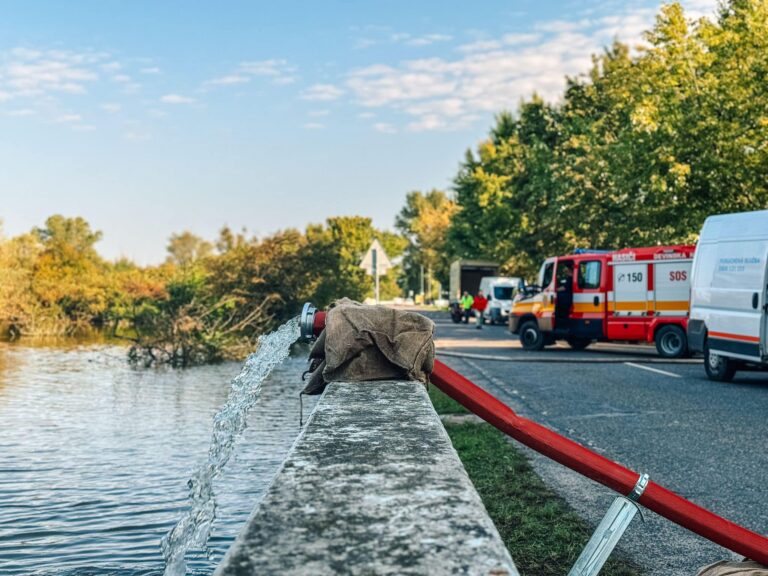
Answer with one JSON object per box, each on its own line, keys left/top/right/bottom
{"left": 359, "top": 239, "right": 392, "bottom": 304}
{"left": 359, "top": 239, "right": 392, "bottom": 276}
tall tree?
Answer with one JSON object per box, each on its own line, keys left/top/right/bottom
{"left": 166, "top": 231, "right": 213, "bottom": 266}
{"left": 396, "top": 190, "right": 457, "bottom": 299}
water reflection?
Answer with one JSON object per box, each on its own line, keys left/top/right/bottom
{"left": 0, "top": 342, "right": 314, "bottom": 575}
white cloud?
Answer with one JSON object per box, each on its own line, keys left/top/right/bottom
{"left": 240, "top": 59, "right": 289, "bottom": 76}
{"left": 140, "top": 66, "right": 161, "bottom": 74}
{"left": 308, "top": 109, "right": 330, "bottom": 117}
{"left": 112, "top": 73, "right": 132, "bottom": 83}
{"left": 206, "top": 74, "right": 250, "bottom": 86}
{"left": 400, "top": 33, "right": 453, "bottom": 47}
{"left": 457, "top": 39, "right": 503, "bottom": 53}
{"left": 2, "top": 48, "right": 101, "bottom": 96}
{"left": 55, "top": 113, "right": 82, "bottom": 123}
{"left": 272, "top": 75, "right": 297, "bottom": 86}
{"left": 124, "top": 130, "right": 152, "bottom": 141}
{"left": 301, "top": 83, "right": 344, "bottom": 101}
{"left": 303, "top": 122, "right": 325, "bottom": 130}
{"left": 373, "top": 122, "right": 397, "bottom": 134}
{"left": 160, "top": 93, "right": 195, "bottom": 104}
{"left": 204, "top": 59, "right": 297, "bottom": 88}
{"left": 5, "top": 108, "right": 35, "bottom": 117}
{"left": 343, "top": 3, "right": 719, "bottom": 131}
{"left": 356, "top": 30, "right": 453, "bottom": 49}
{"left": 100, "top": 102, "right": 122, "bottom": 113}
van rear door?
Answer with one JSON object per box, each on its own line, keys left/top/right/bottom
{"left": 702, "top": 241, "right": 766, "bottom": 360}
{"left": 762, "top": 257, "right": 768, "bottom": 361}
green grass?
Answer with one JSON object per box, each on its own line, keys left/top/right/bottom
{"left": 427, "top": 385, "right": 469, "bottom": 414}
{"left": 429, "top": 388, "right": 641, "bottom": 576}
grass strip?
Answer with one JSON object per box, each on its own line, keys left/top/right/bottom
{"left": 427, "top": 383, "right": 469, "bottom": 414}
{"left": 430, "top": 387, "right": 641, "bottom": 576}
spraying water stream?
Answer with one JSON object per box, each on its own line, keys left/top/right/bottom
{"left": 160, "top": 317, "right": 300, "bottom": 575}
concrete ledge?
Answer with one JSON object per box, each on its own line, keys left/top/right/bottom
{"left": 216, "top": 381, "right": 518, "bottom": 576}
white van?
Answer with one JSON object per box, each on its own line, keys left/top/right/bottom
{"left": 689, "top": 210, "right": 768, "bottom": 381}
{"left": 479, "top": 276, "right": 522, "bottom": 325}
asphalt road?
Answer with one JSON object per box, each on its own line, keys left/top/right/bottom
{"left": 430, "top": 313, "right": 768, "bottom": 575}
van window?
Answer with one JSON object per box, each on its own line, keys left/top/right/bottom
{"left": 494, "top": 286, "right": 514, "bottom": 300}
{"left": 578, "top": 260, "right": 601, "bottom": 289}
{"left": 540, "top": 262, "right": 555, "bottom": 288}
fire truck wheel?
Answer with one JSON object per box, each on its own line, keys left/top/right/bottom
{"left": 654, "top": 325, "right": 688, "bottom": 358}
{"left": 565, "top": 337, "right": 591, "bottom": 350}
{"left": 704, "top": 340, "right": 737, "bottom": 382}
{"left": 519, "top": 321, "right": 545, "bottom": 351}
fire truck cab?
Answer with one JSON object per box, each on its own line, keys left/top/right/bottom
{"left": 509, "top": 245, "right": 695, "bottom": 358}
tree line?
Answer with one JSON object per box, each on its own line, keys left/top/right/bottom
{"left": 0, "top": 215, "right": 404, "bottom": 364}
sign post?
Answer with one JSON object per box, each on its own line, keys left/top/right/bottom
{"left": 359, "top": 239, "right": 392, "bottom": 304}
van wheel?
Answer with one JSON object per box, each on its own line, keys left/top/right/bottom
{"left": 519, "top": 321, "right": 545, "bottom": 351}
{"left": 655, "top": 325, "right": 687, "bottom": 359}
{"left": 566, "top": 337, "right": 591, "bottom": 350}
{"left": 704, "top": 340, "right": 737, "bottom": 382}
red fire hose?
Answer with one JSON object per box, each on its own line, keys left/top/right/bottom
{"left": 306, "top": 308, "right": 767, "bottom": 562}
{"left": 430, "top": 359, "right": 768, "bottom": 564}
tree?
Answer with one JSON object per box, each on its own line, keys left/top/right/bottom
{"left": 396, "top": 190, "right": 457, "bottom": 299}
{"left": 166, "top": 231, "right": 213, "bottom": 266}
{"left": 30, "top": 215, "right": 110, "bottom": 331}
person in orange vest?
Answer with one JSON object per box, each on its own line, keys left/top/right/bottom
{"left": 473, "top": 290, "right": 488, "bottom": 330}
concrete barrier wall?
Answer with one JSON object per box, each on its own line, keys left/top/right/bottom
{"left": 216, "top": 380, "right": 518, "bottom": 576}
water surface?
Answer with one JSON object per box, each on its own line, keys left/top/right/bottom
{"left": 0, "top": 342, "right": 313, "bottom": 575}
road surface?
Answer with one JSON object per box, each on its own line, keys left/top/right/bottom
{"left": 430, "top": 313, "right": 768, "bottom": 575}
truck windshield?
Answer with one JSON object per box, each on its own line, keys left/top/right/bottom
{"left": 493, "top": 286, "right": 514, "bottom": 300}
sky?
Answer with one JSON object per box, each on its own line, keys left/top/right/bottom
{"left": 0, "top": 0, "right": 717, "bottom": 264}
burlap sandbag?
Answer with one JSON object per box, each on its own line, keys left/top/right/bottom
{"left": 697, "top": 560, "right": 768, "bottom": 576}
{"left": 301, "top": 298, "right": 435, "bottom": 395}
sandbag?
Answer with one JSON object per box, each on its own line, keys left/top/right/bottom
{"left": 301, "top": 298, "right": 435, "bottom": 395}
{"left": 697, "top": 560, "right": 768, "bottom": 576}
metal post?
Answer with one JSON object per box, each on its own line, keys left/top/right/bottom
{"left": 568, "top": 474, "right": 649, "bottom": 576}
{"left": 373, "top": 249, "right": 379, "bottom": 304}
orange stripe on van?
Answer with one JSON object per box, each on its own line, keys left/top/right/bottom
{"left": 709, "top": 331, "right": 761, "bottom": 343}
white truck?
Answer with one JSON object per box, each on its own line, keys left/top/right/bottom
{"left": 448, "top": 259, "right": 499, "bottom": 323}
{"left": 688, "top": 210, "right": 768, "bottom": 381}
{"left": 479, "top": 276, "right": 522, "bottom": 325}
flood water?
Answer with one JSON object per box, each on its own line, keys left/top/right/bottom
{"left": 0, "top": 341, "right": 315, "bottom": 575}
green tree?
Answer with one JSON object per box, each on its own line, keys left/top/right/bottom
{"left": 166, "top": 231, "right": 213, "bottom": 266}
{"left": 30, "top": 215, "right": 110, "bottom": 331}
{"left": 396, "top": 190, "right": 457, "bottom": 299}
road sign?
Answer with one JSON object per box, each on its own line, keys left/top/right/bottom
{"left": 359, "top": 240, "right": 392, "bottom": 304}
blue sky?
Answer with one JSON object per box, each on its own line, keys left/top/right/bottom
{"left": 0, "top": 0, "right": 715, "bottom": 263}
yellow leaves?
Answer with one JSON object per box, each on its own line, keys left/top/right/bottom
{"left": 478, "top": 140, "right": 497, "bottom": 163}
{"left": 474, "top": 168, "right": 512, "bottom": 208}
{"left": 669, "top": 161, "right": 691, "bottom": 182}
{"left": 631, "top": 102, "right": 660, "bottom": 133}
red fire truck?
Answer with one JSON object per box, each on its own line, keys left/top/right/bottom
{"left": 509, "top": 245, "right": 695, "bottom": 357}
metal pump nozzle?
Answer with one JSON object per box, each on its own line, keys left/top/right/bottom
{"left": 300, "top": 303, "right": 318, "bottom": 341}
